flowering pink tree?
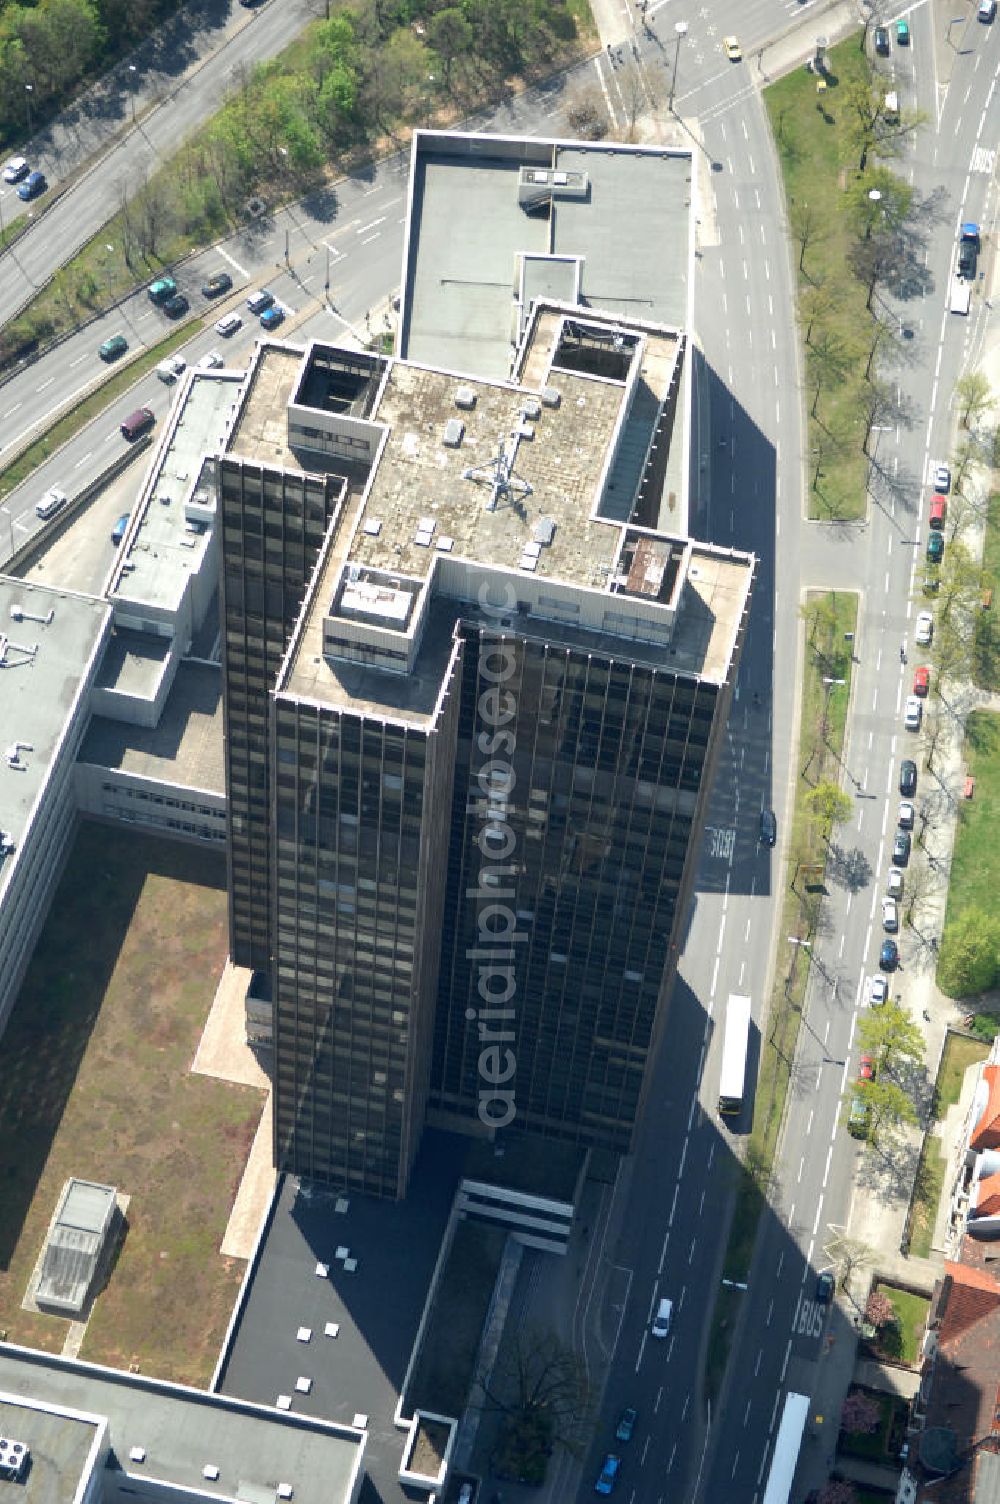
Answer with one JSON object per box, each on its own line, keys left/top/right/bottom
{"left": 818, "top": 1482, "right": 858, "bottom": 1504}
{"left": 865, "top": 1290, "right": 896, "bottom": 1329}
{"left": 841, "top": 1390, "right": 881, "bottom": 1435}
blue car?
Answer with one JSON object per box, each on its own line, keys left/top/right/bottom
{"left": 595, "top": 1454, "right": 621, "bottom": 1495}
{"left": 17, "top": 170, "right": 46, "bottom": 201}
{"left": 259, "top": 304, "right": 284, "bottom": 331}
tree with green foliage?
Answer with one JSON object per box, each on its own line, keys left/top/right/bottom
{"left": 857, "top": 1076, "right": 918, "bottom": 1139}
{"left": 480, "top": 1327, "right": 590, "bottom": 1476}
{"left": 938, "top": 908, "right": 1000, "bottom": 997}
{"left": 844, "top": 166, "right": 913, "bottom": 240}
{"left": 805, "top": 781, "right": 854, "bottom": 841}
{"left": 858, "top": 1000, "right": 925, "bottom": 1076}
{"left": 956, "top": 371, "right": 994, "bottom": 430}
{"left": 428, "top": 8, "right": 473, "bottom": 86}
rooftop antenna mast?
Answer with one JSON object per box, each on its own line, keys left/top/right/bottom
{"left": 462, "top": 431, "right": 534, "bottom": 513}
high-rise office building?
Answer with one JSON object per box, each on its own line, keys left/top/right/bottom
{"left": 218, "top": 133, "right": 755, "bottom": 1198}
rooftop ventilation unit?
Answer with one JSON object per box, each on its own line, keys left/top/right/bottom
{"left": 455, "top": 387, "right": 477, "bottom": 410}
{"left": 518, "top": 553, "right": 538, "bottom": 572}
{"left": 533, "top": 517, "right": 556, "bottom": 546}
{"left": 0, "top": 1439, "right": 29, "bottom": 1481}
{"left": 436, "top": 536, "right": 454, "bottom": 552}
{"left": 0, "top": 831, "right": 16, "bottom": 857}
{"left": 541, "top": 387, "right": 561, "bottom": 409}
{"left": 363, "top": 518, "right": 382, "bottom": 537}
{"left": 522, "top": 398, "right": 541, "bottom": 421}
{"left": 443, "top": 418, "right": 465, "bottom": 448}
{"left": 418, "top": 516, "right": 436, "bottom": 535}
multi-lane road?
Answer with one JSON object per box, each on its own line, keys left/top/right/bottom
{"left": 1, "top": 0, "right": 995, "bottom": 1500}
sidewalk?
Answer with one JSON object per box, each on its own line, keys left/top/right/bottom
{"left": 795, "top": 317, "right": 1000, "bottom": 1495}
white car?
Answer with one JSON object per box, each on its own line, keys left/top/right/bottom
{"left": 882, "top": 897, "right": 899, "bottom": 932}
{"left": 198, "top": 350, "right": 224, "bottom": 369}
{"left": 868, "top": 975, "right": 888, "bottom": 1006}
{"left": 35, "top": 486, "right": 67, "bottom": 520}
{"left": 651, "top": 1296, "right": 673, "bottom": 1337}
{"left": 2, "top": 155, "right": 28, "bottom": 184}
{"left": 933, "top": 464, "right": 951, "bottom": 493}
{"left": 215, "top": 313, "right": 242, "bottom": 337}
{"left": 904, "top": 695, "right": 923, "bottom": 731}
{"left": 887, "top": 868, "right": 904, "bottom": 898}
{"left": 915, "top": 610, "right": 934, "bottom": 646}
{"left": 156, "top": 354, "right": 187, "bottom": 383}
{"left": 898, "top": 801, "right": 915, "bottom": 829}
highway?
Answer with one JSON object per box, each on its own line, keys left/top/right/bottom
{"left": 0, "top": 0, "right": 320, "bottom": 327}
{"left": 1, "top": 0, "right": 995, "bottom": 1499}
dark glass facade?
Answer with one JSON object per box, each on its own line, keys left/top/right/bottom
{"left": 270, "top": 674, "right": 460, "bottom": 1196}
{"left": 429, "top": 626, "right": 720, "bottom": 1149}
{"left": 219, "top": 459, "right": 343, "bottom": 971}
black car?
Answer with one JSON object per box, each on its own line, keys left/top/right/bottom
{"left": 893, "top": 830, "right": 911, "bottom": 865}
{"left": 874, "top": 24, "right": 890, "bottom": 53}
{"left": 615, "top": 1408, "right": 637, "bottom": 1443}
{"left": 880, "top": 938, "right": 899, "bottom": 971}
{"left": 201, "top": 272, "right": 233, "bottom": 298}
{"left": 759, "top": 809, "right": 777, "bottom": 846}
{"left": 899, "top": 759, "right": 917, "bottom": 797}
{"left": 162, "top": 293, "right": 190, "bottom": 318}
{"left": 816, "top": 1271, "right": 835, "bottom": 1303}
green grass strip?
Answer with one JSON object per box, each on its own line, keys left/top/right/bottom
{"left": 0, "top": 320, "right": 201, "bottom": 501}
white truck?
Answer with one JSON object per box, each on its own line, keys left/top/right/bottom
{"left": 950, "top": 276, "right": 971, "bottom": 315}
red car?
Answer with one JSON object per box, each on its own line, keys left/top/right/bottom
{"left": 913, "top": 665, "right": 930, "bottom": 697}
{"left": 858, "top": 1053, "right": 875, "bottom": 1082}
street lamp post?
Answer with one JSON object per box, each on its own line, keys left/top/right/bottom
{"left": 669, "top": 21, "right": 688, "bottom": 112}
{"left": 24, "top": 83, "right": 33, "bottom": 136}
{"left": 865, "top": 187, "right": 882, "bottom": 241}
{"left": 128, "top": 64, "right": 137, "bottom": 124}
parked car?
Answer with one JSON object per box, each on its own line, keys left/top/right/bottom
{"left": 896, "top": 18, "right": 910, "bottom": 42}
{"left": 2, "top": 155, "right": 29, "bottom": 183}
{"left": 868, "top": 975, "right": 889, "bottom": 1006}
{"left": 259, "top": 303, "right": 285, "bottom": 330}
{"left": 882, "top": 897, "right": 899, "bottom": 933}
{"left": 98, "top": 333, "right": 128, "bottom": 362}
{"left": 874, "top": 24, "right": 890, "bottom": 53}
{"left": 848, "top": 1095, "right": 869, "bottom": 1137}
{"left": 595, "top": 1455, "right": 621, "bottom": 1496}
{"left": 927, "top": 532, "right": 945, "bottom": 563}
{"left": 615, "top": 1408, "right": 637, "bottom": 1443}
{"left": 111, "top": 513, "right": 130, "bottom": 545}
{"left": 915, "top": 610, "right": 934, "bottom": 645}
{"left": 880, "top": 938, "right": 899, "bottom": 971}
{"left": 215, "top": 313, "right": 242, "bottom": 337}
{"left": 759, "top": 808, "right": 777, "bottom": 846}
{"left": 899, "top": 758, "right": 917, "bottom": 796}
{"left": 913, "top": 665, "right": 930, "bottom": 697}
{"left": 934, "top": 463, "right": 951, "bottom": 493}
{"left": 887, "top": 868, "right": 904, "bottom": 899}
{"left": 35, "top": 486, "right": 67, "bottom": 520}
{"left": 816, "top": 1271, "right": 835, "bottom": 1302}
{"left": 859, "top": 1053, "right": 875, "bottom": 1082}
{"left": 147, "top": 275, "right": 178, "bottom": 304}
{"left": 17, "top": 170, "right": 46, "bottom": 201}
{"left": 201, "top": 272, "right": 233, "bottom": 298}
{"left": 898, "top": 801, "right": 915, "bottom": 830}
{"left": 980, "top": 0, "right": 996, "bottom": 22}
{"left": 893, "top": 830, "right": 912, "bottom": 865}
{"left": 198, "top": 350, "right": 225, "bottom": 369}
{"left": 723, "top": 35, "right": 742, "bottom": 60}
{"left": 246, "top": 289, "right": 275, "bottom": 314}
{"left": 904, "top": 696, "right": 923, "bottom": 731}
{"left": 929, "top": 495, "right": 947, "bottom": 530}
{"left": 162, "top": 293, "right": 190, "bottom": 318}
